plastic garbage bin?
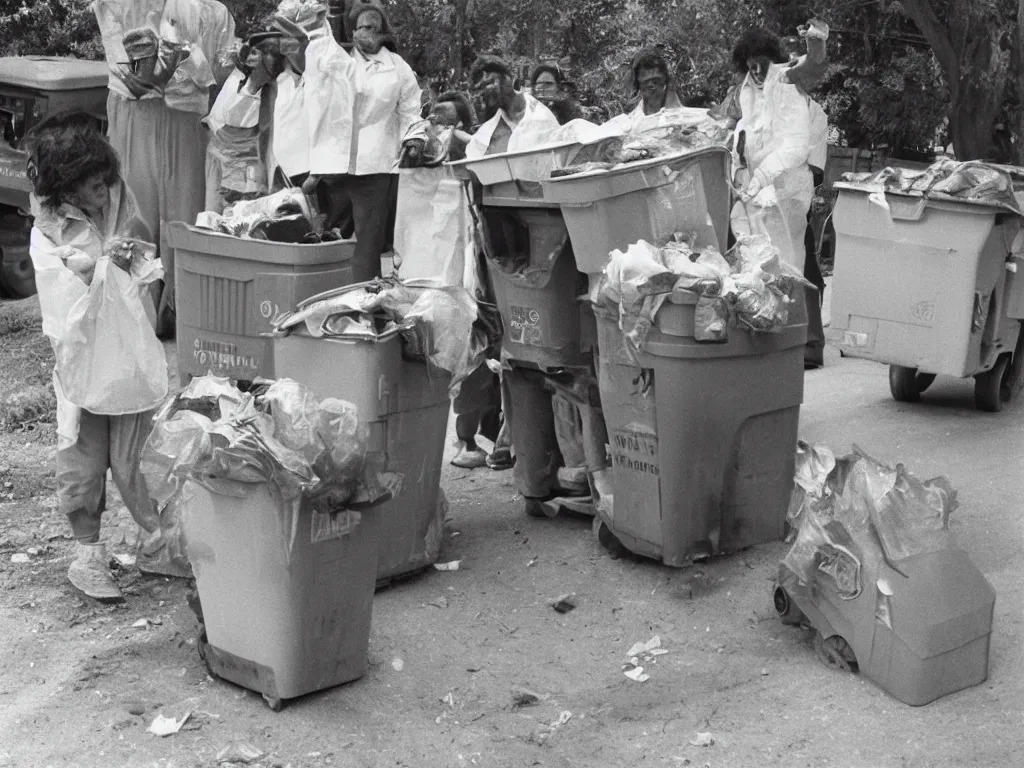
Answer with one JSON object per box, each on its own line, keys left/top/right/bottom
{"left": 826, "top": 185, "right": 1024, "bottom": 410}
{"left": 169, "top": 221, "right": 369, "bottom": 382}
{"left": 448, "top": 141, "right": 582, "bottom": 207}
{"left": 482, "top": 207, "right": 593, "bottom": 371}
{"left": 183, "top": 480, "right": 380, "bottom": 710}
{"left": 592, "top": 292, "right": 807, "bottom": 566}
{"left": 542, "top": 147, "right": 732, "bottom": 274}
{"left": 272, "top": 326, "right": 451, "bottom": 584}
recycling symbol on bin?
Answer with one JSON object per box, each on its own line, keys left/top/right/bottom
{"left": 510, "top": 306, "right": 544, "bottom": 346}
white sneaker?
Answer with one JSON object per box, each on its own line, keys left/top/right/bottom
{"left": 67, "top": 541, "right": 123, "bottom": 602}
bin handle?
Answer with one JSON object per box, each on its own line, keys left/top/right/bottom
{"left": 886, "top": 196, "right": 928, "bottom": 222}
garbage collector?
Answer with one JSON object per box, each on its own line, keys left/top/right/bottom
{"left": 27, "top": 114, "right": 165, "bottom": 602}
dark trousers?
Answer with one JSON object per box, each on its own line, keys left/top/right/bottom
{"left": 453, "top": 363, "right": 502, "bottom": 444}
{"left": 803, "top": 205, "right": 826, "bottom": 364}
{"left": 321, "top": 173, "right": 396, "bottom": 280}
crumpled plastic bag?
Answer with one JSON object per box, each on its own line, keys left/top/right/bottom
{"left": 274, "top": 277, "right": 486, "bottom": 397}
{"left": 780, "top": 444, "right": 958, "bottom": 603}
{"left": 57, "top": 250, "right": 167, "bottom": 415}
{"left": 196, "top": 188, "right": 319, "bottom": 240}
{"left": 141, "top": 376, "right": 398, "bottom": 564}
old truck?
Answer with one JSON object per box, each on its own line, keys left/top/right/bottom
{"left": 0, "top": 56, "right": 109, "bottom": 298}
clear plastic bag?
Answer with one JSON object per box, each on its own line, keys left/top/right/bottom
{"left": 57, "top": 253, "right": 167, "bottom": 415}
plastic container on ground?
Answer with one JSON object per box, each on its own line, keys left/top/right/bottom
{"left": 776, "top": 546, "right": 995, "bottom": 706}
{"left": 826, "top": 186, "right": 1022, "bottom": 381}
{"left": 593, "top": 292, "right": 807, "bottom": 566}
{"left": 183, "top": 481, "right": 380, "bottom": 707}
{"left": 169, "top": 222, "right": 371, "bottom": 382}
{"left": 271, "top": 325, "right": 450, "bottom": 583}
{"left": 483, "top": 206, "right": 594, "bottom": 371}
{"left": 541, "top": 147, "right": 732, "bottom": 275}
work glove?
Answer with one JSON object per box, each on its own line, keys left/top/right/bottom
{"left": 751, "top": 185, "right": 778, "bottom": 208}
{"left": 745, "top": 168, "right": 771, "bottom": 199}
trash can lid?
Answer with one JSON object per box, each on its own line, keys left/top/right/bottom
{"left": 0, "top": 57, "right": 109, "bottom": 91}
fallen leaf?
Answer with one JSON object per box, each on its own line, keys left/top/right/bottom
{"left": 511, "top": 686, "right": 542, "bottom": 708}
{"left": 551, "top": 593, "right": 577, "bottom": 613}
{"left": 626, "top": 636, "right": 661, "bottom": 657}
{"left": 215, "top": 742, "right": 265, "bottom": 764}
{"left": 147, "top": 712, "right": 190, "bottom": 737}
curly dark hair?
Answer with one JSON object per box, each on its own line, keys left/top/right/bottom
{"left": 26, "top": 111, "right": 120, "bottom": 211}
{"left": 530, "top": 63, "right": 561, "bottom": 88}
{"left": 470, "top": 54, "right": 513, "bottom": 85}
{"left": 436, "top": 90, "right": 475, "bottom": 130}
{"left": 631, "top": 49, "right": 670, "bottom": 92}
{"left": 731, "top": 28, "right": 787, "bottom": 74}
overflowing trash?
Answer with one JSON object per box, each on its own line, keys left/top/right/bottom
{"left": 595, "top": 233, "right": 809, "bottom": 356}
{"left": 555, "top": 109, "right": 730, "bottom": 177}
{"left": 194, "top": 188, "right": 344, "bottom": 243}
{"left": 843, "top": 159, "right": 1023, "bottom": 213}
{"left": 776, "top": 444, "right": 996, "bottom": 706}
{"left": 273, "top": 277, "right": 487, "bottom": 396}
{"left": 140, "top": 375, "right": 399, "bottom": 565}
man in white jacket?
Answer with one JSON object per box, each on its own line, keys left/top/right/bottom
{"left": 312, "top": 2, "right": 420, "bottom": 278}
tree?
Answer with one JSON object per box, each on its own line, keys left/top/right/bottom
{"left": 880, "top": 0, "right": 1014, "bottom": 160}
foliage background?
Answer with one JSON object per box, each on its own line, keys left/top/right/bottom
{"left": 0, "top": 0, "right": 1014, "bottom": 159}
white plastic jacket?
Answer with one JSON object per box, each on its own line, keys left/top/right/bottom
{"left": 93, "top": 0, "right": 167, "bottom": 101}
{"left": 304, "top": 30, "right": 362, "bottom": 175}
{"left": 29, "top": 182, "right": 159, "bottom": 449}
{"left": 273, "top": 68, "right": 309, "bottom": 179}
{"left": 731, "top": 65, "right": 813, "bottom": 267}
{"left": 349, "top": 46, "right": 421, "bottom": 175}
{"left": 204, "top": 68, "right": 260, "bottom": 134}
{"left": 161, "top": 0, "right": 237, "bottom": 114}
{"left": 466, "top": 93, "right": 561, "bottom": 160}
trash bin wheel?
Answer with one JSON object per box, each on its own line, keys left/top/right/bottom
{"left": 974, "top": 353, "right": 1012, "bottom": 412}
{"left": 263, "top": 694, "right": 285, "bottom": 712}
{"left": 889, "top": 365, "right": 933, "bottom": 402}
{"left": 773, "top": 586, "right": 806, "bottom": 626}
{"left": 813, "top": 632, "right": 857, "bottom": 673}
{"left": 525, "top": 497, "right": 558, "bottom": 519}
{"left": 592, "top": 516, "right": 627, "bottom": 559}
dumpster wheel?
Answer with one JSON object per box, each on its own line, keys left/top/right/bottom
{"left": 888, "top": 365, "right": 935, "bottom": 402}
{"left": 592, "top": 516, "right": 627, "bottom": 559}
{"left": 974, "top": 353, "right": 1012, "bottom": 412}
{"left": 814, "top": 632, "right": 858, "bottom": 673}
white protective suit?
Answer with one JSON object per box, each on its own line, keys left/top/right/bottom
{"left": 204, "top": 68, "right": 265, "bottom": 211}
{"left": 730, "top": 64, "right": 813, "bottom": 268}
{"left": 29, "top": 181, "right": 165, "bottom": 538}
{"left": 349, "top": 45, "right": 421, "bottom": 175}
{"left": 465, "top": 93, "right": 560, "bottom": 160}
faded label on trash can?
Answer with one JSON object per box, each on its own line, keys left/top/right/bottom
{"left": 508, "top": 305, "right": 544, "bottom": 346}
{"left": 311, "top": 509, "right": 361, "bottom": 544}
{"left": 611, "top": 430, "right": 659, "bottom": 477}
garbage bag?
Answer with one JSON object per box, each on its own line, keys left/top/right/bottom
{"left": 141, "top": 375, "right": 396, "bottom": 563}
{"left": 57, "top": 250, "right": 167, "bottom": 415}
{"left": 393, "top": 167, "right": 471, "bottom": 286}
{"left": 780, "top": 445, "right": 959, "bottom": 603}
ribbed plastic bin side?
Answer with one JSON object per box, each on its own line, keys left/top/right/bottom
{"left": 594, "top": 294, "right": 806, "bottom": 566}
{"left": 169, "top": 222, "right": 368, "bottom": 382}
{"left": 271, "top": 332, "right": 451, "bottom": 581}
{"left": 542, "top": 148, "right": 733, "bottom": 275}
{"left": 182, "top": 481, "right": 380, "bottom": 702}
{"left": 483, "top": 207, "right": 593, "bottom": 370}
{"left": 826, "top": 188, "right": 1016, "bottom": 377}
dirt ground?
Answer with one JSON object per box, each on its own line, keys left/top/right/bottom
{"left": 1, "top": 296, "right": 1022, "bottom": 768}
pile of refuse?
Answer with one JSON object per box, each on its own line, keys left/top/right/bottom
{"left": 781, "top": 442, "right": 958, "bottom": 602}
{"left": 140, "top": 375, "right": 399, "bottom": 569}
{"left": 555, "top": 108, "right": 731, "bottom": 177}
{"left": 843, "top": 158, "right": 1023, "bottom": 213}
{"left": 273, "top": 276, "right": 486, "bottom": 396}
{"left": 195, "top": 188, "right": 345, "bottom": 243}
{"left": 595, "top": 233, "right": 810, "bottom": 354}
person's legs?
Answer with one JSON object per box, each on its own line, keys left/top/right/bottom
{"left": 204, "top": 146, "right": 225, "bottom": 215}
{"left": 58, "top": 410, "right": 122, "bottom": 601}
{"left": 346, "top": 173, "right": 392, "bottom": 281}
{"left": 803, "top": 208, "right": 826, "bottom": 369}
{"left": 503, "top": 367, "right": 562, "bottom": 501}
{"left": 451, "top": 363, "right": 499, "bottom": 468}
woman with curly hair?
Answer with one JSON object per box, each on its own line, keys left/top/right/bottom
{"left": 28, "top": 112, "right": 163, "bottom": 602}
